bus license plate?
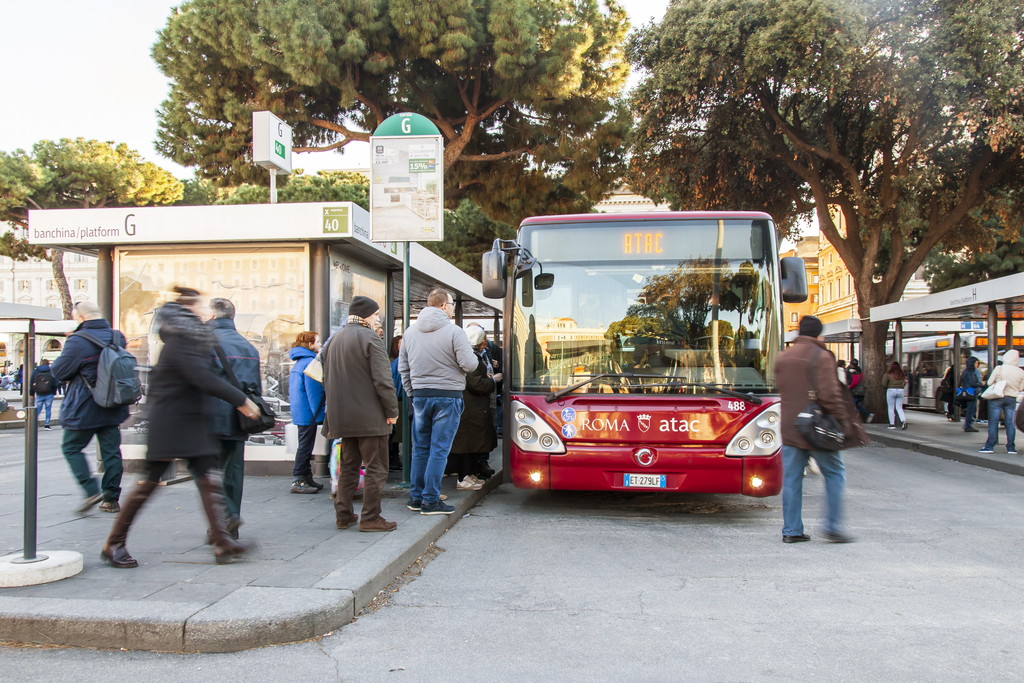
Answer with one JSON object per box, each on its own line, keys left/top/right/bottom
{"left": 624, "top": 474, "right": 667, "bottom": 488}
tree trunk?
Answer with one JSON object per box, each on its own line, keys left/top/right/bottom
{"left": 50, "top": 249, "right": 73, "bottom": 318}
{"left": 859, "top": 318, "right": 889, "bottom": 423}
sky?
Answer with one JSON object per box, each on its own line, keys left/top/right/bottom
{"left": 1, "top": 0, "right": 671, "bottom": 180}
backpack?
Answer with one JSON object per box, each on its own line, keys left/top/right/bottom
{"left": 74, "top": 330, "right": 142, "bottom": 408}
{"left": 31, "top": 371, "right": 55, "bottom": 395}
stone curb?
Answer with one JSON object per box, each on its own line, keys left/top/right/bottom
{"left": 0, "top": 472, "right": 500, "bottom": 652}
{"left": 867, "top": 431, "right": 1024, "bottom": 477}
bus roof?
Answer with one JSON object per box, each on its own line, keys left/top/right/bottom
{"left": 519, "top": 211, "right": 773, "bottom": 226}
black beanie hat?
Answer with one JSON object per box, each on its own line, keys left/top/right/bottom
{"left": 798, "top": 315, "right": 823, "bottom": 338}
{"left": 349, "top": 296, "right": 379, "bottom": 319}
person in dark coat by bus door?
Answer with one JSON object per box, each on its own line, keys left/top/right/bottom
{"left": 51, "top": 301, "right": 131, "bottom": 514}
{"left": 100, "top": 287, "right": 260, "bottom": 568}
{"left": 322, "top": 296, "right": 400, "bottom": 532}
{"left": 774, "top": 316, "right": 868, "bottom": 545}
{"left": 448, "top": 325, "right": 500, "bottom": 490}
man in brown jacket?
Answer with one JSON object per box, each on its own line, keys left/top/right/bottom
{"left": 774, "top": 315, "right": 867, "bottom": 544}
{"left": 322, "top": 296, "right": 400, "bottom": 532}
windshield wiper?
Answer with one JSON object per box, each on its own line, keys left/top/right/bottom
{"left": 545, "top": 373, "right": 762, "bottom": 404}
{"left": 545, "top": 373, "right": 627, "bottom": 402}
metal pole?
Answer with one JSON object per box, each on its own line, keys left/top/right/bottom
{"left": 894, "top": 320, "right": 903, "bottom": 367}
{"left": 269, "top": 171, "right": 278, "bottom": 204}
{"left": 988, "top": 303, "right": 998, "bottom": 370}
{"left": 399, "top": 242, "right": 412, "bottom": 487}
{"left": 952, "top": 332, "right": 962, "bottom": 421}
{"left": 14, "top": 320, "right": 45, "bottom": 564}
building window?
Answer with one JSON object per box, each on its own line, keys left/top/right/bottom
{"left": 75, "top": 279, "right": 87, "bottom": 290}
{"left": 18, "top": 280, "right": 30, "bottom": 291}
{"left": 791, "top": 312, "right": 798, "bottom": 322}
{"left": 812, "top": 294, "right": 819, "bottom": 304}
{"left": 47, "top": 280, "right": 57, "bottom": 291}
{"left": 813, "top": 275, "right": 819, "bottom": 284}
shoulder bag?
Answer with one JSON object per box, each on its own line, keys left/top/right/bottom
{"left": 794, "top": 349, "right": 846, "bottom": 451}
{"left": 981, "top": 368, "right": 1006, "bottom": 401}
{"left": 214, "top": 346, "right": 276, "bottom": 434}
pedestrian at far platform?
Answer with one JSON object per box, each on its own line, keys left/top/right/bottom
{"left": 836, "top": 359, "right": 848, "bottom": 386}
{"left": 30, "top": 358, "right": 57, "bottom": 430}
{"left": 448, "top": 325, "right": 501, "bottom": 490}
{"left": 774, "top": 315, "right": 867, "bottom": 544}
{"left": 288, "top": 331, "right": 326, "bottom": 494}
{"left": 321, "top": 296, "right": 400, "bottom": 532}
{"left": 100, "top": 287, "right": 261, "bottom": 568}
{"left": 960, "top": 356, "right": 983, "bottom": 432}
{"left": 208, "top": 297, "right": 262, "bottom": 538}
{"left": 979, "top": 349, "right": 1024, "bottom": 455}
{"left": 398, "top": 288, "right": 478, "bottom": 515}
{"left": 938, "top": 365, "right": 956, "bottom": 421}
{"left": 847, "top": 359, "right": 872, "bottom": 422}
{"left": 882, "top": 361, "right": 908, "bottom": 430}
{"left": 51, "top": 301, "right": 131, "bottom": 514}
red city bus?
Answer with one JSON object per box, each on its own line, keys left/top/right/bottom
{"left": 481, "top": 212, "right": 808, "bottom": 496}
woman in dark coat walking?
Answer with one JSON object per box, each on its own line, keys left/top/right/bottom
{"left": 101, "top": 287, "right": 260, "bottom": 568}
{"left": 448, "top": 326, "right": 500, "bottom": 490}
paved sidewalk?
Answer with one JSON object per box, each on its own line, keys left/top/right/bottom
{"left": 0, "top": 440, "right": 499, "bottom": 653}
{"left": 865, "top": 408, "right": 1024, "bottom": 476}
{"left": 0, "top": 403, "right": 1019, "bottom": 654}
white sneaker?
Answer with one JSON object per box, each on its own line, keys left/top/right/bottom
{"left": 456, "top": 476, "right": 483, "bottom": 491}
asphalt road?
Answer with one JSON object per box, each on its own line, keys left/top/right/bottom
{"left": 2, "top": 442, "right": 1022, "bottom": 681}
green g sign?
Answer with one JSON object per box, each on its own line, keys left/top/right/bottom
{"left": 323, "top": 206, "right": 350, "bottom": 234}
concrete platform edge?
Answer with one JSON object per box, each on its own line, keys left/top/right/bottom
{"left": 868, "top": 431, "right": 1024, "bottom": 476}
{"left": 0, "top": 472, "right": 501, "bottom": 653}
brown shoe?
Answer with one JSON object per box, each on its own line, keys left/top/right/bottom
{"left": 358, "top": 517, "right": 397, "bottom": 533}
{"left": 336, "top": 513, "right": 358, "bottom": 530}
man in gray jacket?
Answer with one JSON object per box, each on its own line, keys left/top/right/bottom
{"left": 398, "top": 289, "right": 478, "bottom": 515}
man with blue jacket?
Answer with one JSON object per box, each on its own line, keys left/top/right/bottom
{"left": 208, "top": 298, "right": 262, "bottom": 536}
{"left": 51, "top": 301, "right": 130, "bottom": 514}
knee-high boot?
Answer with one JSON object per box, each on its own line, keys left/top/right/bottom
{"left": 100, "top": 480, "right": 158, "bottom": 568}
{"left": 195, "top": 474, "right": 253, "bottom": 564}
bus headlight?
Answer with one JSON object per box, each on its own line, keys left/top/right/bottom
{"left": 725, "top": 403, "right": 781, "bottom": 457}
{"left": 511, "top": 400, "right": 566, "bottom": 454}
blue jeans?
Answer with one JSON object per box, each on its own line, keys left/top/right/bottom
{"left": 782, "top": 445, "right": 846, "bottom": 537}
{"left": 61, "top": 424, "right": 124, "bottom": 501}
{"left": 35, "top": 394, "right": 54, "bottom": 426}
{"left": 983, "top": 396, "right": 1017, "bottom": 451}
{"left": 963, "top": 399, "right": 977, "bottom": 429}
{"left": 410, "top": 396, "right": 464, "bottom": 505}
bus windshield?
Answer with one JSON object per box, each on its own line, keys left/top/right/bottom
{"left": 510, "top": 218, "right": 782, "bottom": 396}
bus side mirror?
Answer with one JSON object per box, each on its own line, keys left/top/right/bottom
{"left": 780, "top": 257, "right": 808, "bottom": 303}
{"left": 535, "top": 273, "right": 554, "bottom": 290}
{"left": 481, "top": 247, "right": 507, "bottom": 300}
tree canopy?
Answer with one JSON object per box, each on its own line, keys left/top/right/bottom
{"left": 178, "top": 171, "right": 370, "bottom": 208}
{"left": 0, "top": 138, "right": 182, "bottom": 314}
{"left": 153, "top": 0, "right": 631, "bottom": 224}
{"left": 629, "top": 0, "right": 1024, "bottom": 407}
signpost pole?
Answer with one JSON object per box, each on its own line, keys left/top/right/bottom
{"left": 400, "top": 242, "right": 412, "bottom": 487}
{"left": 270, "top": 171, "right": 277, "bottom": 204}
{"left": 369, "top": 113, "right": 445, "bottom": 491}
{"left": 14, "top": 320, "right": 44, "bottom": 564}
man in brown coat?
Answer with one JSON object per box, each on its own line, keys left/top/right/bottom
{"left": 774, "top": 315, "right": 867, "bottom": 544}
{"left": 322, "top": 296, "right": 400, "bottom": 532}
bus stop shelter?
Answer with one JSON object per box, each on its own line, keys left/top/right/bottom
{"left": 871, "top": 272, "right": 1024, "bottom": 371}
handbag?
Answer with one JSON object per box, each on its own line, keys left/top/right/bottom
{"left": 794, "top": 349, "right": 846, "bottom": 451}
{"left": 954, "top": 386, "right": 976, "bottom": 407}
{"left": 214, "top": 346, "right": 276, "bottom": 434}
{"left": 302, "top": 356, "right": 324, "bottom": 383}
{"left": 981, "top": 379, "right": 1006, "bottom": 401}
